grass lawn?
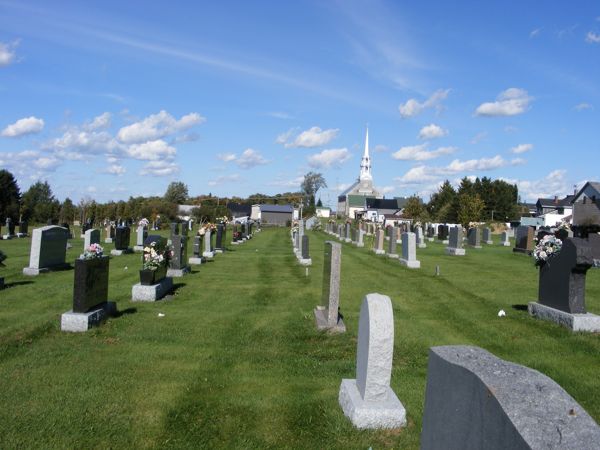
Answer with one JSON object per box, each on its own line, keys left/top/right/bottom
{"left": 0, "top": 227, "right": 599, "bottom": 449}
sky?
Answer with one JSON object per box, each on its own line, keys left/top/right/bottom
{"left": 0, "top": 0, "right": 599, "bottom": 207}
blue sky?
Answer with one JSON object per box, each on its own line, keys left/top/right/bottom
{"left": 0, "top": 0, "right": 599, "bottom": 207}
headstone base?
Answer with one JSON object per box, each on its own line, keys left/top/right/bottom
{"left": 501, "top": 241, "right": 510, "bottom": 246}
{"left": 230, "top": 241, "right": 239, "bottom": 245}
{"left": 338, "top": 379, "right": 406, "bottom": 430}
{"left": 167, "top": 266, "right": 190, "bottom": 277}
{"left": 446, "top": 247, "right": 465, "bottom": 256}
{"left": 313, "top": 307, "right": 346, "bottom": 333}
{"left": 104, "top": 238, "right": 113, "bottom": 244}
{"left": 427, "top": 237, "right": 434, "bottom": 242}
{"left": 111, "top": 248, "right": 133, "bottom": 256}
{"left": 528, "top": 302, "right": 600, "bottom": 332}
{"left": 188, "top": 257, "right": 205, "bottom": 265}
{"left": 484, "top": 240, "right": 493, "bottom": 245}
{"left": 400, "top": 258, "right": 421, "bottom": 269}
{"left": 2, "top": 235, "right": 12, "bottom": 240}
{"left": 132, "top": 277, "right": 173, "bottom": 302}
{"left": 23, "top": 263, "right": 70, "bottom": 276}
{"left": 356, "top": 243, "right": 364, "bottom": 247}
{"left": 298, "top": 258, "right": 312, "bottom": 266}
{"left": 470, "top": 245, "right": 482, "bottom": 249}
{"left": 418, "top": 243, "right": 427, "bottom": 249}
{"left": 202, "top": 251, "right": 214, "bottom": 259}
{"left": 215, "top": 248, "right": 224, "bottom": 254}
{"left": 373, "top": 249, "right": 385, "bottom": 255}
{"left": 133, "top": 245, "right": 144, "bottom": 252}
{"left": 387, "top": 253, "right": 399, "bottom": 259}
{"left": 344, "top": 238, "right": 352, "bottom": 243}
{"left": 16, "top": 233, "right": 26, "bottom": 238}
{"left": 442, "top": 239, "right": 449, "bottom": 245}
{"left": 61, "top": 301, "right": 117, "bottom": 332}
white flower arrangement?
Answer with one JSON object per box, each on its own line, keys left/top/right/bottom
{"left": 142, "top": 240, "right": 172, "bottom": 270}
{"left": 138, "top": 218, "right": 150, "bottom": 227}
{"left": 533, "top": 234, "right": 562, "bottom": 267}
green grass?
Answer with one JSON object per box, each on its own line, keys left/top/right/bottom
{"left": 0, "top": 228, "right": 599, "bottom": 449}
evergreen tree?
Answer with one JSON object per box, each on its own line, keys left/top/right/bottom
{"left": 59, "top": 198, "right": 77, "bottom": 224}
{"left": 0, "top": 169, "right": 21, "bottom": 221}
{"left": 21, "top": 181, "right": 60, "bottom": 223}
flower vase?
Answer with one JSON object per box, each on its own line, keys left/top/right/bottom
{"left": 139, "top": 265, "right": 167, "bottom": 285}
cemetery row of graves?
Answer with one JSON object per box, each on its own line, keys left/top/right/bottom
{"left": 0, "top": 218, "right": 599, "bottom": 447}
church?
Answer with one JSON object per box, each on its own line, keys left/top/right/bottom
{"left": 336, "top": 128, "right": 383, "bottom": 218}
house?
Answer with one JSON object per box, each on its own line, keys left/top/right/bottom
{"left": 259, "top": 204, "right": 294, "bottom": 225}
{"left": 571, "top": 181, "right": 600, "bottom": 226}
{"left": 315, "top": 206, "right": 331, "bottom": 218}
{"left": 177, "top": 204, "right": 197, "bottom": 221}
{"left": 227, "top": 202, "right": 252, "bottom": 219}
{"left": 535, "top": 195, "right": 575, "bottom": 226}
{"left": 363, "top": 197, "right": 409, "bottom": 222}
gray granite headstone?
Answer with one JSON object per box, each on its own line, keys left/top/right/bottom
{"left": 314, "top": 241, "right": 344, "bottom": 332}
{"left": 446, "top": 226, "right": 465, "bottom": 256}
{"left": 513, "top": 226, "right": 534, "bottom": 254}
{"left": 467, "top": 227, "right": 482, "bottom": 248}
{"left": 400, "top": 232, "right": 420, "bottom": 268}
{"left": 23, "top": 226, "right": 69, "bottom": 275}
{"left": 500, "top": 231, "right": 510, "bottom": 246}
{"left": 373, "top": 229, "right": 385, "bottom": 254}
{"left": 387, "top": 231, "right": 398, "bottom": 258}
{"left": 482, "top": 227, "right": 493, "bottom": 244}
{"left": 203, "top": 229, "right": 214, "bottom": 258}
{"left": 421, "top": 345, "right": 600, "bottom": 450}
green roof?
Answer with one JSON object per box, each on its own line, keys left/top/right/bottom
{"left": 347, "top": 194, "right": 375, "bottom": 207}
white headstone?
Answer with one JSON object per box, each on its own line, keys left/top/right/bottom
{"left": 338, "top": 293, "right": 406, "bottom": 429}
{"left": 400, "top": 232, "right": 420, "bottom": 268}
{"left": 84, "top": 228, "right": 100, "bottom": 250}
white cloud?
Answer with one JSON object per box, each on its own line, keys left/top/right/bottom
{"left": 235, "top": 149, "right": 268, "bottom": 169}
{"left": 139, "top": 160, "right": 179, "bottom": 176}
{"left": 378, "top": 185, "right": 395, "bottom": 195}
{"left": 307, "top": 148, "right": 351, "bottom": 168}
{"left": 84, "top": 112, "right": 111, "bottom": 131}
{"left": 574, "top": 103, "right": 593, "bottom": 111}
{"left": 48, "top": 129, "right": 121, "bottom": 156}
{"left": 2, "top": 116, "right": 45, "bottom": 137}
{"left": 117, "top": 110, "right": 205, "bottom": 144}
{"left": 446, "top": 155, "right": 507, "bottom": 172}
{"left": 373, "top": 144, "right": 389, "bottom": 153}
{"left": 398, "top": 89, "right": 450, "bottom": 118}
{"left": 279, "top": 126, "right": 339, "bottom": 148}
{"left": 208, "top": 174, "right": 241, "bottom": 186}
{"left": 391, "top": 143, "right": 456, "bottom": 161}
{"left": 107, "top": 156, "right": 119, "bottom": 164}
{"left": 507, "top": 170, "right": 569, "bottom": 201}
{"left": 126, "top": 139, "right": 176, "bottom": 160}
{"left": 217, "top": 153, "right": 237, "bottom": 162}
{"left": 418, "top": 123, "right": 447, "bottom": 140}
{"left": 268, "top": 175, "right": 304, "bottom": 188}
{"left": 394, "top": 166, "right": 441, "bottom": 184}
{"left": 106, "top": 164, "right": 126, "bottom": 175}
{"left": 510, "top": 143, "right": 533, "bottom": 154}
{"left": 529, "top": 28, "right": 541, "bottom": 38}
{"left": 266, "top": 111, "right": 293, "bottom": 120}
{"left": 585, "top": 31, "right": 600, "bottom": 43}
{"left": 32, "top": 156, "right": 60, "bottom": 171}
{"left": 475, "top": 88, "right": 532, "bottom": 117}
{"left": 0, "top": 40, "right": 18, "bottom": 67}
{"left": 470, "top": 132, "right": 487, "bottom": 144}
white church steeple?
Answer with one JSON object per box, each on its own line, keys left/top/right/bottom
{"left": 359, "top": 127, "right": 372, "bottom": 181}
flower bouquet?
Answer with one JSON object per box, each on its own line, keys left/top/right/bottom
{"left": 138, "top": 218, "right": 150, "bottom": 228}
{"left": 82, "top": 243, "right": 104, "bottom": 260}
{"left": 533, "top": 234, "right": 562, "bottom": 267}
{"left": 140, "top": 237, "right": 172, "bottom": 285}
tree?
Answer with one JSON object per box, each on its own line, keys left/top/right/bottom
{"left": 59, "top": 198, "right": 77, "bottom": 224}
{"left": 301, "top": 172, "right": 327, "bottom": 207}
{"left": 427, "top": 180, "right": 457, "bottom": 222}
{"left": 21, "top": 181, "right": 60, "bottom": 223}
{"left": 403, "top": 195, "right": 427, "bottom": 221}
{"left": 0, "top": 169, "right": 21, "bottom": 221}
{"left": 316, "top": 198, "right": 323, "bottom": 207}
{"left": 457, "top": 193, "right": 485, "bottom": 227}
{"left": 164, "top": 181, "right": 189, "bottom": 205}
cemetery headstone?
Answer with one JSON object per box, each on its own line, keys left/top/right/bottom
{"left": 421, "top": 345, "right": 600, "bottom": 450}
{"left": 467, "top": 227, "right": 482, "bottom": 248}
{"left": 338, "top": 293, "right": 407, "bottom": 429}
{"left": 111, "top": 226, "right": 132, "bottom": 255}
{"left": 132, "top": 235, "right": 173, "bottom": 302}
{"left": 446, "top": 226, "right": 466, "bottom": 256}
{"left": 17, "top": 220, "right": 28, "bottom": 237}
{"left": 345, "top": 223, "right": 351, "bottom": 243}
{"left": 314, "top": 241, "right": 345, "bottom": 332}
{"left": 167, "top": 234, "right": 190, "bottom": 277}
{"left": 438, "top": 225, "right": 449, "bottom": 244}
{"left": 298, "top": 235, "right": 312, "bottom": 266}
{"left": 416, "top": 226, "right": 427, "bottom": 249}
{"left": 23, "top": 226, "right": 70, "bottom": 275}
{"left": 83, "top": 229, "right": 100, "bottom": 253}
{"left": 513, "top": 226, "right": 534, "bottom": 255}
{"left": 215, "top": 223, "right": 225, "bottom": 253}
{"left": 500, "top": 231, "right": 510, "bottom": 246}
{"left": 3, "top": 218, "right": 14, "bottom": 239}
{"left": 400, "top": 232, "right": 421, "bottom": 268}
{"left": 203, "top": 229, "right": 214, "bottom": 258}
{"left": 189, "top": 235, "right": 205, "bottom": 265}
{"left": 104, "top": 223, "right": 115, "bottom": 243}
{"left": 357, "top": 229, "right": 365, "bottom": 247}
{"left": 387, "top": 231, "right": 399, "bottom": 259}
{"left": 61, "top": 250, "right": 116, "bottom": 332}
{"left": 528, "top": 234, "right": 600, "bottom": 332}
{"left": 373, "top": 229, "right": 385, "bottom": 255}
{"left": 482, "top": 227, "right": 493, "bottom": 245}
{"left": 134, "top": 225, "right": 148, "bottom": 252}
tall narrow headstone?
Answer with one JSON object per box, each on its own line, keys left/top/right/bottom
{"left": 104, "top": 223, "right": 115, "bottom": 243}
{"left": 189, "top": 235, "right": 205, "bottom": 265}
{"left": 111, "top": 226, "right": 132, "bottom": 255}
{"left": 338, "top": 293, "right": 407, "bottom": 429}
{"left": 215, "top": 223, "right": 225, "bottom": 253}
{"left": 357, "top": 229, "right": 365, "bottom": 247}
{"left": 500, "top": 231, "right": 510, "bottom": 246}
{"left": 416, "top": 226, "right": 427, "bottom": 249}
{"left": 167, "top": 234, "right": 190, "bottom": 276}
{"left": 314, "top": 241, "right": 344, "bottom": 332}
{"left": 83, "top": 229, "right": 100, "bottom": 251}
{"left": 134, "top": 225, "right": 148, "bottom": 252}
{"left": 400, "top": 232, "right": 420, "bottom": 268}
{"left": 482, "top": 227, "right": 493, "bottom": 245}
{"left": 387, "top": 231, "right": 399, "bottom": 259}
{"left": 373, "top": 229, "right": 385, "bottom": 255}
{"left": 446, "top": 226, "right": 466, "bottom": 256}
{"left": 23, "top": 226, "right": 70, "bottom": 275}
{"left": 513, "top": 226, "right": 534, "bottom": 254}
{"left": 467, "top": 227, "right": 482, "bottom": 248}
{"left": 203, "top": 229, "right": 214, "bottom": 258}
{"left": 299, "top": 234, "right": 312, "bottom": 266}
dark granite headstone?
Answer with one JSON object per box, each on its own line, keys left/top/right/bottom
{"left": 301, "top": 235, "right": 310, "bottom": 259}
{"left": 241, "top": 223, "right": 247, "bottom": 239}
{"left": 193, "top": 236, "right": 202, "bottom": 257}
{"left": 6, "top": 218, "right": 15, "bottom": 235}
{"left": 513, "top": 226, "right": 534, "bottom": 254}
{"left": 170, "top": 235, "right": 187, "bottom": 270}
{"left": 181, "top": 221, "right": 188, "bottom": 237}
{"left": 72, "top": 257, "right": 109, "bottom": 313}
{"left": 537, "top": 235, "right": 600, "bottom": 313}
{"left": 467, "top": 227, "right": 481, "bottom": 247}
{"left": 437, "top": 225, "right": 448, "bottom": 241}
{"left": 114, "top": 226, "right": 131, "bottom": 250}
{"left": 170, "top": 222, "right": 179, "bottom": 239}
{"left": 18, "top": 221, "right": 28, "bottom": 235}
{"left": 215, "top": 224, "right": 224, "bottom": 250}
{"left": 427, "top": 226, "right": 435, "bottom": 238}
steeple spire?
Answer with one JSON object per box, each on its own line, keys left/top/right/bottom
{"left": 359, "top": 126, "right": 372, "bottom": 181}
